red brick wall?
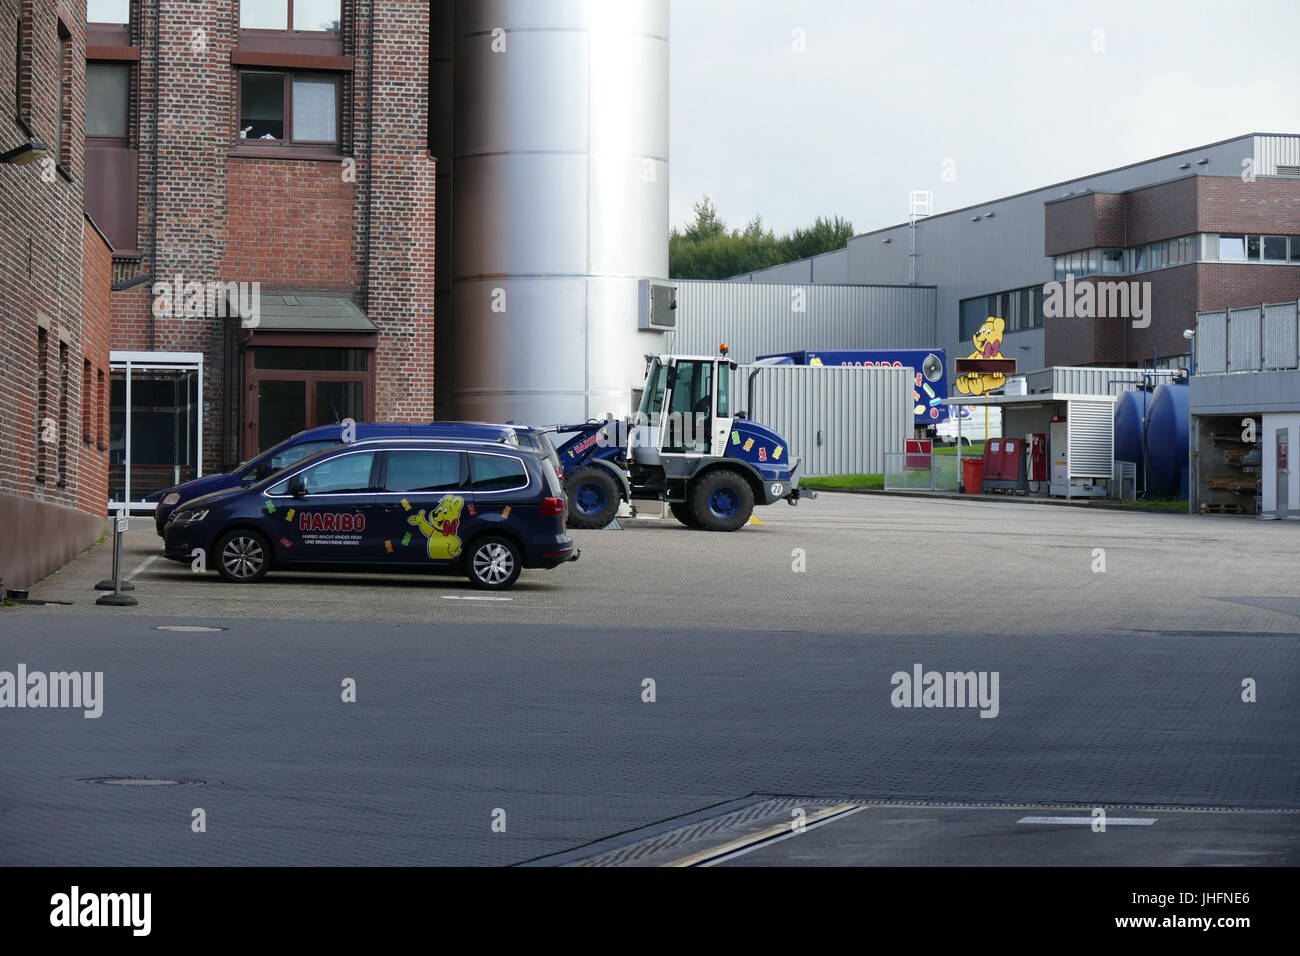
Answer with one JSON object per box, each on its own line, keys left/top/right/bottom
{"left": 1199, "top": 263, "right": 1300, "bottom": 312}
{"left": 0, "top": 0, "right": 110, "bottom": 589}
{"left": 79, "top": 217, "right": 112, "bottom": 515}
{"left": 1124, "top": 176, "right": 1199, "bottom": 247}
{"left": 1198, "top": 176, "right": 1300, "bottom": 235}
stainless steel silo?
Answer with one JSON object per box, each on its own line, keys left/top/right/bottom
{"left": 439, "top": 0, "right": 670, "bottom": 424}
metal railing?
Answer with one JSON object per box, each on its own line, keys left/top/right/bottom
{"left": 883, "top": 453, "right": 960, "bottom": 491}
{"left": 1195, "top": 300, "right": 1300, "bottom": 374}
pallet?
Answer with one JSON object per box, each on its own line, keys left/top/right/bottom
{"left": 1200, "top": 502, "right": 1247, "bottom": 515}
{"left": 1208, "top": 476, "right": 1259, "bottom": 492}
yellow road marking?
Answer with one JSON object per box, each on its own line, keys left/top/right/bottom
{"left": 661, "top": 803, "right": 859, "bottom": 867}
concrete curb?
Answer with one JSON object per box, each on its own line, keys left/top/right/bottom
{"left": 807, "top": 486, "right": 1201, "bottom": 516}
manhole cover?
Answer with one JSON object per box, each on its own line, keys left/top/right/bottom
{"left": 154, "top": 625, "right": 227, "bottom": 632}
{"left": 81, "top": 777, "right": 204, "bottom": 787}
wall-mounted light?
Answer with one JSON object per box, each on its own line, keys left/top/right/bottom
{"left": 1195, "top": 158, "right": 1209, "bottom": 165}
{"left": 0, "top": 141, "right": 48, "bottom": 166}
{"left": 970, "top": 216, "right": 981, "bottom": 222}
{"left": 881, "top": 237, "right": 892, "bottom": 244}
{"left": 1182, "top": 329, "right": 1195, "bottom": 341}
{"left": 1177, "top": 162, "right": 1190, "bottom": 170}
{"left": 984, "top": 212, "right": 995, "bottom": 219}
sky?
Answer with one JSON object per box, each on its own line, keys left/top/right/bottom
{"left": 669, "top": 0, "right": 1300, "bottom": 236}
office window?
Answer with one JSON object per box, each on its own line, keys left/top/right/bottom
{"left": 241, "top": 0, "right": 341, "bottom": 33}
{"left": 87, "top": 0, "right": 130, "bottom": 23}
{"left": 239, "top": 71, "right": 339, "bottom": 145}
{"left": 86, "top": 63, "right": 130, "bottom": 140}
{"left": 960, "top": 297, "right": 989, "bottom": 340}
{"left": 1262, "top": 236, "right": 1287, "bottom": 262}
{"left": 1246, "top": 235, "right": 1261, "bottom": 260}
{"left": 1291, "top": 238, "right": 1300, "bottom": 263}
{"left": 1101, "top": 249, "right": 1125, "bottom": 274}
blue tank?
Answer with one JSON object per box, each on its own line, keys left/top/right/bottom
{"left": 1113, "top": 390, "right": 1149, "bottom": 490}
{"left": 1144, "top": 381, "right": 1190, "bottom": 499}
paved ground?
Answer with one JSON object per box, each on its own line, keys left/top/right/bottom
{"left": 1, "top": 493, "right": 1296, "bottom": 865}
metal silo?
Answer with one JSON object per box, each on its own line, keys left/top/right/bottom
{"left": 439, "top": 0, "right": 670, "bottom": 424}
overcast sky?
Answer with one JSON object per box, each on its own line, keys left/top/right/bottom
{"left": 669, "top": 0, "right": 1300, "bottom": 236}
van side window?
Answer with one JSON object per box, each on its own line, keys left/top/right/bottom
{"left": 469, "top": 454, "right": 527, "bottom": 491}
{"left": 268, "top": 452, "right": 376, "bottom": 495}
{"left": 382, "top": 451, "right": 466, "bottom": 492}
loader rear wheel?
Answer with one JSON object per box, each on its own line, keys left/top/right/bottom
{"left": 689, "top": 470, "right": 754, "bottom": 532}
{"left": 565, "top": 466, "right": 621, "bottom": 529}
{"left": 669, "top": 502, "right": 699, "bottom": 528}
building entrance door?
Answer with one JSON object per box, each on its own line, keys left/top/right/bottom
{"left": 246, "top": 346, "right": 372, "bottom": 455}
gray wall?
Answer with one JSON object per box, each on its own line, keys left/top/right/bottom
{"left": 665, "top": 279, "right": 936, "bottom": 363}
{"left": 735, "top": 134, "right": 1273, "bottom": 373}
{"left": 740, "top": 364, "right": 912, "bottom": 477}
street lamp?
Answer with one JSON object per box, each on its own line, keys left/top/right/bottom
{"left": 0, "top": 141, "right": 48, "bottom": 166}
{"left": 1183, "top": 329, "right": 1195, "bottom": 375}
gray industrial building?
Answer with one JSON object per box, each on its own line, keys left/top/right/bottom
{"left": 730, "top": 133, "right": 1300, "bottom": 379}
{"left": 1190, "top": 300, "right": 1300, "bottom": 518}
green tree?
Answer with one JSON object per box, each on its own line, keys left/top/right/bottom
{"left": 669, "top": 198, "right": 853, "bottom": 280}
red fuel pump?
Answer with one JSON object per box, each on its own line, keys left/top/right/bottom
{"left": 1028, "top": 433, "right": 1048, "bottom": 483}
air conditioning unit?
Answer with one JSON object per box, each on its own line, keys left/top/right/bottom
{"left": 638, "top": 281, "right": 678, "bottom": 331}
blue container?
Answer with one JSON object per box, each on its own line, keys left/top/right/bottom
{"left": 1114, "top": 390, "right": 1150, "bottom": 491}
{"left": 1144, "top": 381, "right": 1190, "bottom": 499}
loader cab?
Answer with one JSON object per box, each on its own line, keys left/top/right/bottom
{"left": 633, "top": 354, "right": 738, "bottom": 461}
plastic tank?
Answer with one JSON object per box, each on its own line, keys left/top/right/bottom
{"left": 1113, "top": 390, "right": 1150, "bottom": 491}
{"left": 441, "top": 0, "right": 670, "bottom": 423}
{"left": 1144, "top": 381, "right": 1190, "bottom": 498}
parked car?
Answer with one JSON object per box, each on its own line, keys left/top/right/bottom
{"left": 162, "top": 436, "right": 577, "bottom": 590}
{"left": 153, "top": 422, "right": 529, "bottom": 537}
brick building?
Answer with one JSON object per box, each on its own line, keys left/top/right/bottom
{"left": 86, "top": 0, "right": 435, "bottom": 510}
{"left": 733, "top": 133, "right": 1300, "bottom": 378}
{"left": 2, "top": 0, "right": 113, "bottom": 592}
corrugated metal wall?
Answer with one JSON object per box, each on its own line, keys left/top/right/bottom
{"left": 1197, "top": 310, "right": 1228, "bottom": 373}
{"left": 1067, "top": 400, "right": 1114, "bottom": 478}
{"left": 739, "top": 364, "right": 911, "bottom": 477}
{"left": 666, "top": 280, "right": 937, "bottom": 363}
{"left": 1196, "top": 301, "right": 1299, "bottom": 373}
{"left": 1263, "top": 301, "right": 1299, "bottom": 370}
{"left": 1023, "top": 366, "right": 1179, "bottom": 395}
{"left": 1254, "top": 134, "right": 1300, "bottom": 174}
{"left": 1228, "top": 306, "right": 1262, "bottom": 372}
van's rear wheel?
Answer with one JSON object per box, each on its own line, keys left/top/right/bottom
{"left": 565, "top": 467, "right": 621, "bottom": 529}
{"left": 467, "top": 536, "right": 522, "bottom": 590}
{"left": 689, "top": 471, "right": 754, "bottom": 532}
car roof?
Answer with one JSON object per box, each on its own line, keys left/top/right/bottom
{"left": 287, "top": 422, "right": 521, "bottom": 443}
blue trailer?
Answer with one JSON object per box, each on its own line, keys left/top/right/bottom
{"left": 754, "top": 349, "right": 949, "bottom": 425}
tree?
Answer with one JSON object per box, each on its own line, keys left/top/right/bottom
{"left": 669, "top": 198, "right": 853, "bottom": 280}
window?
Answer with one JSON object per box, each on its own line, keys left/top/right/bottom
{"left": 270, "top": 451, "right": 376, "bottom": 495}
{"left": 258, "top": 440, "right": 338, "bottom": 480}
{"left": 35, "top": 327, "right": 48, "bottom": 479}
{"left": 254, "top": 347, "right": 367, "bottom": 372}
{"left": 383, "top": 451, "right": 465, "bottom": 493}
{"left": 57, "top": 343, "right": 69, "bottom": 482}
{"left": 239, "top": 70, "right": 339, "bottom": 145}
{"left": 87, "top": 0, "right": 130, "bottom": 24}
{"left": 96, "top": 368, "right": 106, "bottom": 450}
{"left": 1101, "top": 249, "right": 1125, "bottom": 274}
{"left": 717, "top": 363, "right": 730, "bottom": 418}
{"left": 1218, "top": 234, "right": 1246, "bottom": 261}
{"left": 57, "top": 23, "right": 70, "bottom": 166}
{"left": 1292, "top": 238, "right": 1300, "bottom": 264}
{"left": 469, "top": 454, "right": 528, "bottom": 492}
{"left": 1262, "top": 236, "right": 1288, "bottom": 262}
{"left": 86, "top": 63, "right": 130, "bottom": 141}
{"left": 1246, "top": 235, "right": 1261, "bottom": 260}
{"left": 241, "top": 0, "right": 341, "bottom": 33}
{"left": 82, "top": 359, "right": 93, "bottom": 442}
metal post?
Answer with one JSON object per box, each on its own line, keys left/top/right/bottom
{"left": 96, "top": 510, "right": 138, "bottom": 605}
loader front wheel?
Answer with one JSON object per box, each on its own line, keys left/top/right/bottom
{"left": 689, "top": 470, "right": 754, "bottom": 532}
{"left": 669, "top": 502, "right": 699, "bottom": 528}
{"left": 565, "top": 466, "right": 621, "bottom": 529}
